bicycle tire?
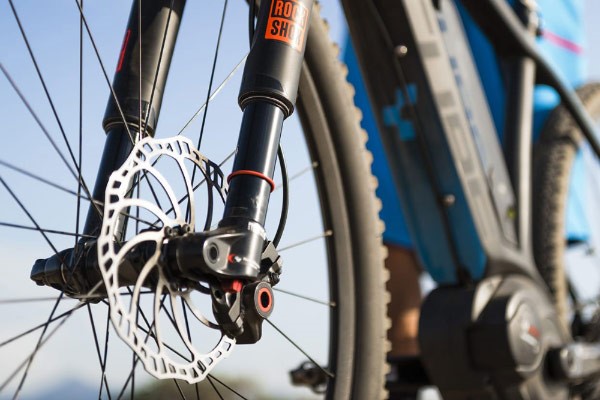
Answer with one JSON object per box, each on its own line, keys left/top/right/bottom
{"left": 533, "top": 83, "right": 600, "bottom": 324}
{"left": 298, "top": 9, "right": 389, "bottom": 398}
{"left": 533, "top": 82, "right": 600, "bottom": 399}
{"left": 0, "top": 2, "right": 389, "bottom": 399}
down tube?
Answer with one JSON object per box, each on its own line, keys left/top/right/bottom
{"left": 343, "top": 0, "right": 543, "bottom": 285}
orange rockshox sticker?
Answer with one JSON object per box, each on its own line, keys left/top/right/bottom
{"left": 264, "top": 0, "right": 309, "bottom": 52}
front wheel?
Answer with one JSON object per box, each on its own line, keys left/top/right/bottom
{"left": 0, "top": 2, "right": 388, "bottom": 399}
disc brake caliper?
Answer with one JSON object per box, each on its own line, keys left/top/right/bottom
{"left": 165, "top": 221, "right": 282, "bottom": 344}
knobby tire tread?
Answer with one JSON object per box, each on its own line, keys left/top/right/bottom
{"left": 297, "top": 4, "right": 390, "bottom": 399}
{"left": 533, "top": 83, "right": 600, "bottom": 326}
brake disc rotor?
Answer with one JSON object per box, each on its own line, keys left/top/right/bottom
{"left": 97, "top": 136, "right": 235, "bottom": 383}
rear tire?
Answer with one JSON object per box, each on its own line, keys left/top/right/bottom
{"left": 533, "top": 83, "right": 600, "bottom": 398}
{"left": 533, "top": 83, "right": 600, "bottom": 323}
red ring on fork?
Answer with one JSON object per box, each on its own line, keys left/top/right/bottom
{"left": 227, "top": 170, "right": 276, "bottom": 192}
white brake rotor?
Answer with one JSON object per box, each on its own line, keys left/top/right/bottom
{"left": 97, "top": 136, "right": 235, "bottom": 383}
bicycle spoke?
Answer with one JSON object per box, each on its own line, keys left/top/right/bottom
{"left": 0, "top": 159, "right": 95, "bottom": 204}
{"left": 1, "top": 207, "right": 156, "bottom": 236}
{"left": 116, "top": 357, "right": 141, "bottom": 400}
{"left": 87, "top": 304, "right": 112, "bottom": 400}
{"left": 7, "top": 1, "right": 93, "bottom": 201}
{"left": 273, "top": 287, "right": 335, "bottom": 307}
{"left": 0, "top": 221, "right": 95, "bottom": 239}
{"left": 1, "top": 155, "right": 163, "bottom": 231}
{"left": 0, "top": 297, "right": 74, "bottom": 305}
{"left": 0, "top": 67, "right": 74, "bottom": 180}
{"left": 132, "top": 290, "right": 164, "bottom": 349}
{"left": 12, "top": 293, "right": 65, "bottom": 398}
{"left": 2, "top": 175, "right": 155, "bottom": 265}
{"left": 160, "top": 295, "right": 193, "bottom": 347}
{"left": 101, "top": 308, "right": 112, "bottom": 400}
{"left": 0, "top": 176, "right": 60, "bottom": 255}
{"left": 0, "top": 66, "right": 72, "bottom": 179}
{"left": 277, "top": 230, "right": 333, "bottom": 253}
{"left": 188, "top": 0, "right": 229, "bottom": 223}
{"left": 181, "top": 298, "right": 194, "bottom": 360}
{"left": 265, "top": 319, "right": 334, "bottom": 379}
{"left": 274, "top": 161, "right": 318, "bottom": 191}
{"left": 129, "top": 300, "right": 141, "bottom": 400}
{"left": 0, "top": 303, "right": 84, "bottom": 349}
{"left": 206, "top": 375, "right": 224, "bottom": 400}
{"left": 133, "top": 324, "right": 190, "bottom": 362}
{"left": 115, "top": 210, "right": 160, "bottom": 231}
{"left": 72, "top": 290, "right": 153, "bottom": 303}
{"left": 195, "top": 0, "right": 228, "bottom": 153}
{"left": 176, "top": 55, "right": 247, "bottom": 137}
{"left": 133, "top": 174, "right": 141, "bottom": 234}
{"left": 207, "top": 375, "right": 249, "bottom": 400}
{"left": 0, "top": 295, "right": 81, "bottom": 394}
{"left": 194, "top": 381, "right": 200, "bottom": 400}
{"left": 130, "top": 351, "right": 136, "bottom": 400}
{"left": 141, "top": 173, "right": 165, "bottom": 214}
{"left": 0, "top": 65, "right": 103, "bottom": 220}
{"left": 115, "top": 294, "right": 172, "bottom": 400}
{"left": 173, "top": 379, "right": 187, "bottom": 400}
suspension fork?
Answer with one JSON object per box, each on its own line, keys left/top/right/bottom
{"left": 214, "top": 0, "right": 314, "bottom": 269}
{"left": 165, "top": 0, "right": 315, "bottom": 343}
{"left": 83, "top": 0, "right": 186, "bottom": 238}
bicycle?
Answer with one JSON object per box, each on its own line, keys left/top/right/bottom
{"left": 343, "top": 0, "right": 600, "bottom": 399}
{"left": 0, "top": 1, "right": 599, "bottom": 400}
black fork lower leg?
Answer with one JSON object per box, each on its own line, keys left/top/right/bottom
{"left": 83, "top": 0, "right": 186, "bottom": 238}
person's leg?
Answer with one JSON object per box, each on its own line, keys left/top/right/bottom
{"left": 386, "top": 243, "right": 422, "bottom": 357}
